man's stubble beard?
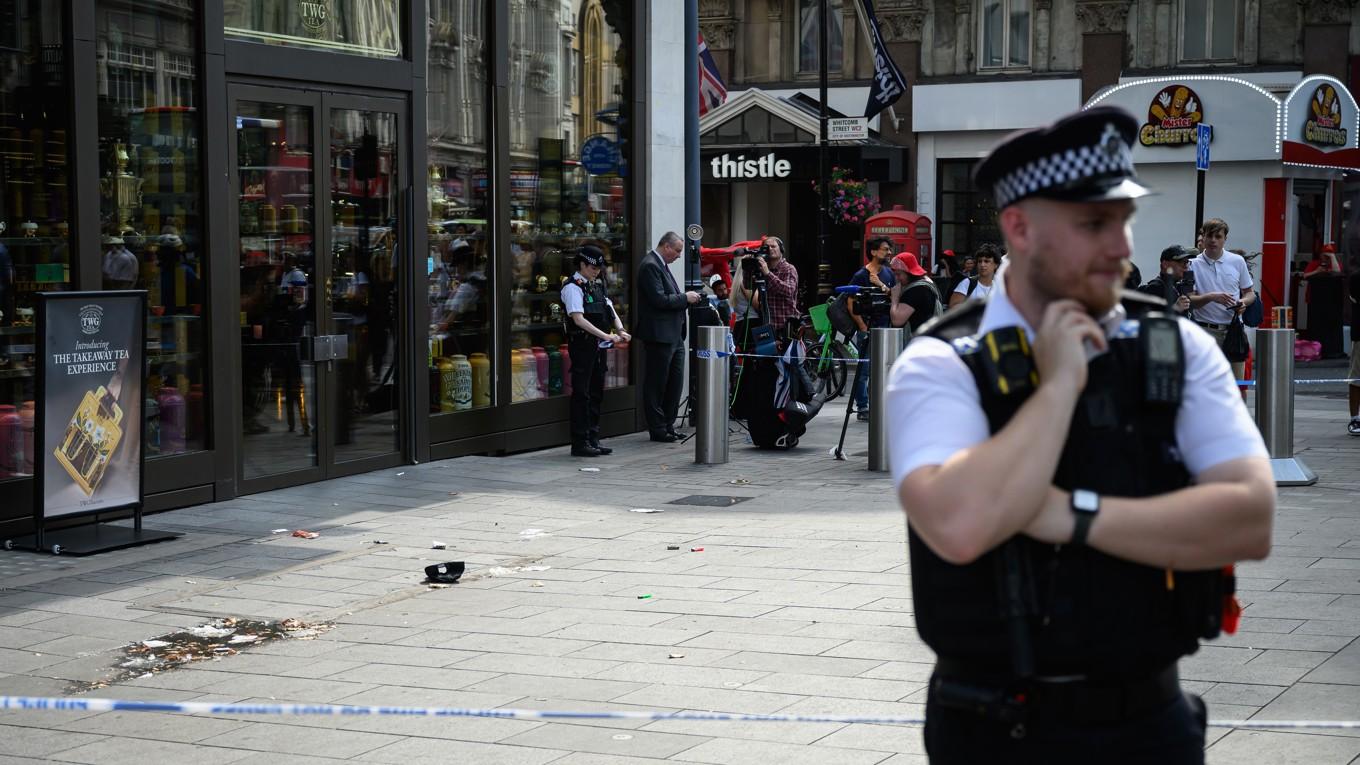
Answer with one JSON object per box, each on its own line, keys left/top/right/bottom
{"left": 1023, "top": 236, "right": 1123, "bottom": 317}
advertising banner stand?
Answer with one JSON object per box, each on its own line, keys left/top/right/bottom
{"left": 2, "top": 291, "right": 179, "bottom": 556}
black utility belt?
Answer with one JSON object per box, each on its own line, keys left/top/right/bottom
{"left": 1196, "top": 320, "right": 1229, "bottom": 331}
{"left": 932, "top": 658, "right": 1181, "bottom": 726}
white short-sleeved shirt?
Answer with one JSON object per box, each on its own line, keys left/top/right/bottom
{"left": 1188, "top": 251, "right": 1253, "bottom": 325}
{"left": 953, "top": 277, "right": 994, "bottom": 302}
{"left": 561, "top": 274, "right": 613, "bottom": 316}
{"left": 886, "top": 271, "right": 1267, "bottom": 489}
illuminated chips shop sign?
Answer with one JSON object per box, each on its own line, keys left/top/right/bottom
{"left": 1139, "top": 85, "right": 1206, "bottom": 146}
{"left": 1304, "top": 83, "right": 1347, "bottom": 147}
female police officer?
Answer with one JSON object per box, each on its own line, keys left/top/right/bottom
{"left": 885, "top": 107, "right": 1274, "bottom": 763}
{"left": 562, "top": 244, "right": 629, "bottom": 457}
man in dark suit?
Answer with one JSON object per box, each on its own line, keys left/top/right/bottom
{"left": 635, "top": 231, "right": 700, "bottom": 442}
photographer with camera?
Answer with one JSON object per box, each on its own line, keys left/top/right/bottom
{"left": 754, "top": 236, "right": 800, "bottom": 338}
{"left": 1138, "top": 245, "right": 1193, "bottom": 315}
{"left": 848, "top": 238, "right": 898, "bottom": 420}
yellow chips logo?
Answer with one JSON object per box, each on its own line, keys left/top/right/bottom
{"left": 1304, "top": 84, "right": 1347, "bottom": 147}
{"left": 1139, "top": 85, "right": 1204, "bottom": 146}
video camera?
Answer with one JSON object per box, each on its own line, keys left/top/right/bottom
{"left": 1174, "top": 269, "right": 1196, "bottom": 298}
{"left": 836, "top": 284, "right": 891, "bottom": 326}
{"left": 736, "top": 243, "right": 772, "bottom": 291}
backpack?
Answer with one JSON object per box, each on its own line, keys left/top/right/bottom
{"left": 965, "top": 276, "right": 979, "bottom": 297}
{"left": 826, "top": 293, "right": 857, "bottom": 337}
{"left": 906, "top": 280, "right": 944, "bottom": 324}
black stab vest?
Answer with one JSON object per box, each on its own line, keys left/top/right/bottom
{"left": 569, "top": 275, "right": 612, "bottom": 335}
{"left": 909, "top": 292, "right": 1229, "bottom": 679}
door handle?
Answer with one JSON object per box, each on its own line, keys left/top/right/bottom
{"left": 325, "top": 277, "right": 334, "bottom": 308}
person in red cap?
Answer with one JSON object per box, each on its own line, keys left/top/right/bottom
{"left": 1302, "top": 243, "right": 1345, "bottom": 358}
{"left": 888, "top": 251, "right": 943, "bottom": 334}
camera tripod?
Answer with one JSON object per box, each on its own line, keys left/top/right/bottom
{"left": 831, "top": 339, "right": 866, "bottom": 461}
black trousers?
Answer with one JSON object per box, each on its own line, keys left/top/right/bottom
{"left": 924, "top": 683, "right": 1207, "bottom": 764}
{"left": 642, "top": 339, "right": 684, "bottom": 436}
{"left": 568, "top": 335, "right": 606, "bottom": 443}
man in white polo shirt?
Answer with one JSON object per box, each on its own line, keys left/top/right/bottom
{"left": 1188, "top": 218, "right": 1255, "bottom": 379}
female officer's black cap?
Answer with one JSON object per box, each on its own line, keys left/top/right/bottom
{"left": 576, "top": 244, "right": 605, "bottom": 267}
{"left": 973, "top": 106, "right": 1153, "bottom": 210}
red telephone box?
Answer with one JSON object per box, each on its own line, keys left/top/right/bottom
{"left": 862, "top": 206, "right": 932, "bottom": 271}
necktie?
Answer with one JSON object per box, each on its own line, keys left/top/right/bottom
{"left": 659, "top": 252, "right": 680, "bottom": 292}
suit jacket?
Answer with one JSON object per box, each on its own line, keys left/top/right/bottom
{"left": 634, "top": 249, "right": 688, "bottom": 344}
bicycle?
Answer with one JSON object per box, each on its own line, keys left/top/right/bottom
{"left": 796, "top": 303, "right": 856, "bottom": 401}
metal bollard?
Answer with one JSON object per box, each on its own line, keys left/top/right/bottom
{"left": 868, "top": 327, "right": 906, "bottom": 472}
{"left": 695, "top": 325, "right": 730, "bottom": 465}
{"left": 1253, "top": 328, "right": 1316, "bottom": 486}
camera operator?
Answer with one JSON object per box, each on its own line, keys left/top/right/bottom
{"left": 1138, "top": 245, "right": 1193, "bottom": 315}
{"left": 754, "top": 236, "right": 800, "bottom": 338}
{"left": 848, "top": 238, "right": 898, "bottom": 420}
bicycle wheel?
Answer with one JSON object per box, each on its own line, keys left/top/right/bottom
{"left": 824, "top": 340, "right": 850, "bottom": 399}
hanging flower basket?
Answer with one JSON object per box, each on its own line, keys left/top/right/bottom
{"left": 812, "top": 166, "right": 881, "bottom": 225}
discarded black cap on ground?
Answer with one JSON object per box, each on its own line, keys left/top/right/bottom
{"left": 424, "top": 561, "right": 465, "bottom": 583}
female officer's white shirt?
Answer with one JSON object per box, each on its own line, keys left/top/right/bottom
{"left": 885, "top": 266, "right": 1267, "bottom": 490}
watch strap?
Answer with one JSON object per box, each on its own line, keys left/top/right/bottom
{"left": 1070, "top": 510, "right": 1095, "bottom": 548}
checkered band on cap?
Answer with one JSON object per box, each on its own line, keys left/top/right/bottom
{"left": 991, "top": 123, "right": 1135, "bottom": 209}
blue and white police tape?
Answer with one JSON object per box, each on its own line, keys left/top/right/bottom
{"left": 2, "top": 697, "right": 1358, "bottom": 729}
{"left": 1234, "top": 377, "right": 1360, "bottom": 387}
{"left": 695, "top": 349, "right": 862, "bottom": 363}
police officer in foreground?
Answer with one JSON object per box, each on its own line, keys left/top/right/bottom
{"left": 885, "top": 107, "right": 1275, "bottom": 763}
{"left": 562, "top": 245, "right": 629, "bottom": 457}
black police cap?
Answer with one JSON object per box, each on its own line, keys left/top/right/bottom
{"left": 973, "top": 106, "right": 1153, "bottom": 210}
{"left": 576, "top": 244, "right": 605, "bottom": 267}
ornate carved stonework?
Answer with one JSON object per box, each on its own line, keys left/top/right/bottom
{"left": 1034, "top": 0, "right": 1053, "bottom": 9}
{"left": 1075, "top": 0, "right": 1133, "bottom": 33}
{"left": 1298, "top": 0, "right": 1357, "bottom": 24}
{"left": 768, "top": 0, "right": 783, "bottom": 20}
{"left": 878, "top": 10, "right": 928, "bottom": 41}
{"left": 699, "top": 0, "right": 730, "bottom": 17}
{"left": 955, "top": 0, "right": 972, "bottom": 11}
{"left": 700, "top": 20, "right": 736, "bottom": 49}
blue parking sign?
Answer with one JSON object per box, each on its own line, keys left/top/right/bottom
{"left": 1195, "top": 124, "right": 1212, "bottom": 171}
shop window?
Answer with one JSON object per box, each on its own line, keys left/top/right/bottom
{"left": 979, "top": 0, "right": 1031, "bottom": 70}
{"left": 1181, "top": 0, "right": 1236, "bottom": 62}
{"left": 936, "top": 159, "right": 1001, "bottom": 262}
{"left": 226, "top": 0, "right": 402, "bottom": 58}
{"left": 97, "top": 1, "right": 207, "bottom": 457}
{"left": 503, "top": 0, "right": 631, "bottom": 401}
{"left": 0, "top": 2, "right": 71, "bottom": 481}
{"left": 798, "top": 0, "right": 844, "bottom": 75}
{"left": 427, "top": 0, "right": 494, "bottom": 412}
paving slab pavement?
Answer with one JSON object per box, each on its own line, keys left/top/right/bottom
{"left": 0, "top": 388, "right": 1355, "bottom": 763}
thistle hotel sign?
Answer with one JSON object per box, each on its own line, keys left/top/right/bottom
{"left": 708, "top": 153, "right": 792, "bottom": 180}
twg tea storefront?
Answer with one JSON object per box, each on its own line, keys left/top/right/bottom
{"left": 0, "top": 0, "right": 651, "bottom": 534}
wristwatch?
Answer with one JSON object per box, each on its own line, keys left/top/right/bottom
{"left": 1069, "top": 489, "right": 1100, "bottom": 547}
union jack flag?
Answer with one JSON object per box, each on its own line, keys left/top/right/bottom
{"left": 698, "top": 33, "right": 728, "bottom": 117}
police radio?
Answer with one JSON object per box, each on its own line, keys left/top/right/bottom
{"left": 977, "top": 327, "right": 1039, "bottom": 398}
{"left": 1139, "top": 315, "right": 1183, "bottom": 406}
